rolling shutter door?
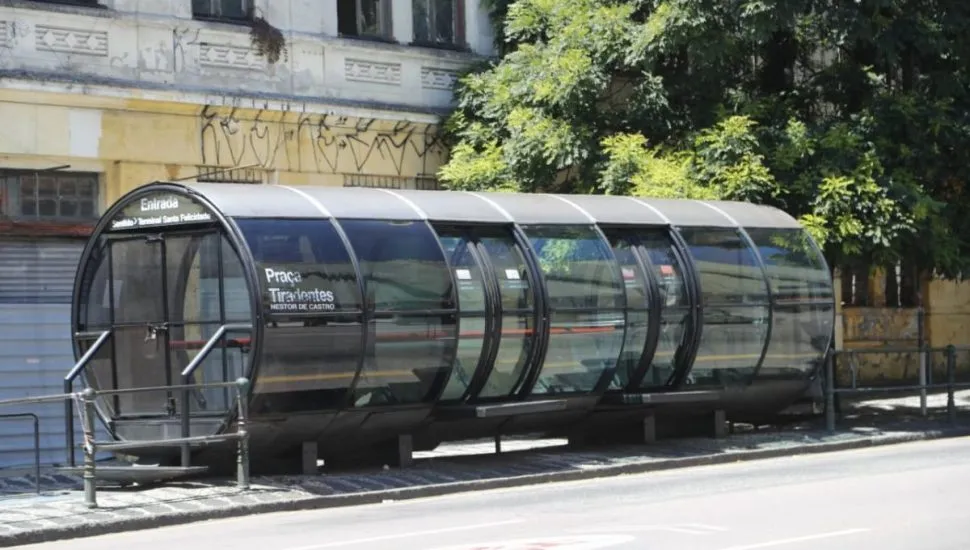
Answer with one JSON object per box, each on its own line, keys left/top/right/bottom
{"left": 0, "top": 238, "right": 107, "bottom": 468}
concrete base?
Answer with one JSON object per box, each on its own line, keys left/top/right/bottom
{"left": 395, "top": 435, "right": 414, "bottom": 468}
{"left": 642, "top": 415, "right": 657, "bottom": 443}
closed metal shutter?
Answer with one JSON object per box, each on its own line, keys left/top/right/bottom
{"left": 0, "top": 238, "right": 107, "bottom": 469}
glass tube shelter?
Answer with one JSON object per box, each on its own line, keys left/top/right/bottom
{"left": 71, "top": 182, "right": 835, "bottom": 464}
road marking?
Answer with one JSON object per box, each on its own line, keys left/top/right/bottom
{"left": 714, "top": 528, "right": 871, "bottom": 550}
{"left": 429, "top": 534, "right": 635, "bottom": 550}
{"left": 284, "top": 519, "right": 524, "bottom": 550}
{"left": 584, "top": 523, "right": 727, "bottom": 535}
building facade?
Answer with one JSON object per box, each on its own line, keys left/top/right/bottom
{"left": 0, "top": 0, "right": 493, "bottom": 468}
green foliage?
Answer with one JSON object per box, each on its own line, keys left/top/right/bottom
{"left": 441, "top": 0, "right": 970, "bottom": 277}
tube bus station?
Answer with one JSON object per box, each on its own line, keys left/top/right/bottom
{"left": 70, "top": 182, "right": 835, "bottom": 472}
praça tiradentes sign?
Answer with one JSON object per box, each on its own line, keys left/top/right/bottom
{"left": 109, "top": 193, "right": 213, "bottom": 231}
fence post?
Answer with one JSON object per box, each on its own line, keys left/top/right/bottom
{"left": 947, "top": 345, "right": 956, "bottom": 425}
{"left": 64, "top": 380, "right": 75, "bottom": 468}
{"left": 235, "top": 377, "right": 250, "bottom": 490}
{"left": 81, "top": 388, "right": 98, "bottom": 509}
{"left": 825, "top": 349, "right": 836, "bottom": 432}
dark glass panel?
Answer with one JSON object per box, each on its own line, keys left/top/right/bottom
{"left": 251, "top": 316, "right": 364, "bottom": 413}
{"left": 637, "top": 230, "right": 691, "bottom": 388}
{"left": 479, "top": 314, "right": 533, "bottom": 397}
{"left": 354, "top": 314, "right": 457, "bottom": 406}
{"left": 111, "top": 238, "right": 164, "bottom": 324}
{"left": 237, "top": 219, "right": 361, "bottom": 313}
{"left": 745, "top": 228, "right": 833, "bottom": 302}
{"left": 112, "top": 325, "right": 170, "bottom": 416}
{"left": 745, "top": 228, "right": 834, "bottom": 379}
{"left": 166, "top": 233, "right": 222, "bottom": 324}
{"left": 236, "top": 218, "right": 364, "bottom": 412}
{"left": 340, "top": 220, "right": 454, "bottom": 312}
{"left": 341, "top": 220, "right": 457, "bottom": 405}
{"left": 437, "top": 231, "right": 487, "bottom": 400}
{"left": 77, "top": 240, "right": 111, "bottom": 331}
{"left": 760, "top": 303, "right": 834, "bottom": 379}
{"left": 680, "top": 228, "right": 770, "bottom": 386}
{"left": 606, "top": 236, "right": 649, "bottom": 389}
{"left": 478, "top": 231, "right": 537, "bottom": 398}
{"left": 170, "top": 325, "right": 250, "bottom": 413}
{"left": 525, "top": 225, "right": 625, "bottom": 394}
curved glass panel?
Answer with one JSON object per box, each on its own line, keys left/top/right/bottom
{"left": 437, "top": 231, "right": 487, "bottom": 400}
{"left": 237, "top": 219, "right": 363, "bottom": 413}
{"left": 340, "top": 220, "right": 457, "bottom": 406}
{"left": 638, "top": 231, "right": 690, "bottom": 388}
{"left": 746, "top": 228, "right": 835, "bottom": 378}
{"left": 606, "top": 236, "right": 649, "bottom": 389}
{"left": 478, "top": 233, "right": 536, "bottom": 398}
{"left": 524, "top": 226, "right": 625, "bottom": 395}
{"left": 680, "top": 228, "right": 770, "bottom": 387}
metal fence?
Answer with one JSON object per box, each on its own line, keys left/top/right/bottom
{"left": 824, "top": 345, "right": 970, "bottom": 431}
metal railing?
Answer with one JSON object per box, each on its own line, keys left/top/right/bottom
{"left": 179, "top": 323, "right": 252, "bottom": 467}
{"left": 824, "top": 345, "right": 970, "bottom": 431}
{"left": 0, "top": 413, "right": 40, "bottom": 494}
{"left": 76, "top": 377, "right": 251, "bottom": 508}
{"left": 64, "top": 330, "right": 112, "bottom": 467}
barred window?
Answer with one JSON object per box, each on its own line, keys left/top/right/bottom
{"left": 0, "top": 170, "right": 100, "bottom": 221}
{"left": 343, "top": 174, "right": 439, "bottom": 190}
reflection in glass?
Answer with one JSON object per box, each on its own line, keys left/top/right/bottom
{"left": 77, "top": 239, "right": 111, "bottom": 331}
{"left": 525, "top": 225, "right": 624, "bottom": 394}
{"left": 341, "top": 220, "right": 457, "bottom": 405}
{"left": 638, "top": 230, "right": 691, "bottom": 388}
{"left": 680, "top": 228, "right": 770, "bottom": 386}
{"left": 438, "top": 231, "right": 487, "bottom": 401}
{"left": 111, "top": 238, "right": 164, "bottom": 324}
{"left": 606, "top": 236, "right": 648, "bottom": 389}
{"left": 746, "top": 228, "right": 835, "bottom": 379}
{"left": 478, "top": 232, "right": 537, "bottom": 398}
{"left": 237, "top": 219, "right": 364, "bottom": 412}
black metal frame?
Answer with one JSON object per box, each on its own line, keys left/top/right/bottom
{"left": 70, "top": 183, "right": 263, "bottom": 442}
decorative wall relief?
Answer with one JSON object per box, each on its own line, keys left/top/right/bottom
{"left": 199, "top": 43, "right": 265, "bottom": 71}
{"left": 344, "top": 59, "right": 402, "bottom": 86}
{"left": 198, "top": 103, "right": 447, "bottom": 177}
{"left": 421, "top": 67, "right": 460, "bottom": 91}
{"left": 35, "top": 25, "right": 108, "bottom": 57}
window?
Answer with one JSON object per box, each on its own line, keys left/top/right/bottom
{"left": 746, "top": 228, "right": 835, "bottom": 379}
{"left": 680, "top": 228, "right": 771, "bottom": 387}
{"left": 524, "top": 225, "right": 625, "bottom": 395}
{"left": 0, "top": 170, "right": 99, "bottom": 221}
{"left": 236, "top": 219, "right": 364, "bottom": 413}
{"left": 338, "top": 0, "right": 393, "bottom": 39}
{"left": 340, "top": 219, "right": 457, "bottom": 406}
{"left": 413, "top": 0, "right": 464, "bottom": 45}
{"left": 192, "top": 0, "right": 251, "bottom": 21}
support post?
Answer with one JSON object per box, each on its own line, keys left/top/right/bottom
{"left": 946, "top": 346, "right": 957, "bottom": 425}
{"left": 396, "top": 434, "right": 414, "bottom": 468}
{"left": 494, "top": 434, "right": 502, "bottom": 455}
{"left": 180, "top": 374, "right": 191, "bottom": 468}
{"left": 301, "top": 441, "right": 318, "bottom": 476}
{"left": 712, "top": 410, "right": 727, "bottom": 439}
{"left": 235, "top": 378, "right": 250, "bottom": 490}
{"left": 81, "top": 389, "right": 98, "bottom": 509}
{"left": 918, "top": 305, "right": 928, "bottom": 416}
{"left": 642, "top": 414, "right": 657, "bottom": 444}
{"left": 825, "top": 349, "right": 836, "bottom": 432}
{"left": 64, "top": 380, "right": 75, "bottom": 467}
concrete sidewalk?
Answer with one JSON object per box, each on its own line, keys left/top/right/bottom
{"left": 1, "top": 394, "right": 969, "bottom": 547}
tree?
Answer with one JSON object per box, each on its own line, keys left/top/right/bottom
{"left": 439, "top": 0, "right": 970, "bottom": 278}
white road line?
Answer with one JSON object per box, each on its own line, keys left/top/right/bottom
{"left": 715, "top": 528, "right": 871, "bottom": 550}
{"left": 283, "top": 519, "right": 525, "bottom": 550}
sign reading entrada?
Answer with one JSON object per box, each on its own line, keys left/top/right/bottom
{"left": 263, "top": 266, "right": 337, "bottom": 313}
{"left": 109, "top": 193, "right": 213, "bottom": 230}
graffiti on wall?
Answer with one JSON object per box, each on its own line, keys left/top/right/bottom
{"left": 198, "top": 102, "right": 447, "bottom": 177}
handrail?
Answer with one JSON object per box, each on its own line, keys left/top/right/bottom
{"left": 179, "top": 323, "right": 253, "bottom": 467}
{"left": 64, "top": 330, "right": 112, "bottom": 467}
{"left": 0, "top": 414, "right": 40, "bottom": 494}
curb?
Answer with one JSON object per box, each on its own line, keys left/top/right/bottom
{"left": 3, "top": 426, "right": 970, "bottom": 547}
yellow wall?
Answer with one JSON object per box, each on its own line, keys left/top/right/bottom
{"left": 0, "top": 88, "right": 448, "bottom": 205}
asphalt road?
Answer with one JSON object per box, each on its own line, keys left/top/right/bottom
{"left": 23, "top": 436, "right": 970, "bottom": 550}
